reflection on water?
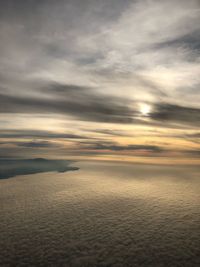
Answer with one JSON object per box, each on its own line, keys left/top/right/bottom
{"left": 0, "top": 161, "right": 199, "bottom": 266}
{"left": 0, "top": 158, "right": 79, "bottom": 179}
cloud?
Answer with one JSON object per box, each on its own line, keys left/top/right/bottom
{"left": 0, "top": 129, "right": 90, "bottom": 140}
{"left": 0, "top": 161, "right": 199, "bottom": 266}
{"left": 0, "top": 0, "right": 199, "bottom": 160}
{"left": 0, "top": 140, "right": 62, "bottom": 149}
{"left": 82, "top": 142, "right": 163, "bottom": 153}
{"left": 152, "top": 30, "right": 200, "bottom": 54}
{"left": 150, "top": 103, "right": 200, "bottom": 127}
{"left": 0, "top": 83, "right": 135, "bottom": 123}
{"left": 181, "top": 132, "right": 200, "bottom": 144}
{"left": 184, "top": 149, "right": 200, "bottom": 157}
{"left": 185, "top": 132, "right": 200, "bottom": 138}
{"left": 83, "top": 129, "right": 131, "bottom": 137}
{"left": 17, "top": 140, "right": 58, "bottom": 148}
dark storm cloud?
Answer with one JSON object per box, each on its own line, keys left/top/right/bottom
{"left": 150, "top": 103, "right": 200, "bottom": 127}
{"left": 0, "top": 83, "right": 135, "bottom": 123}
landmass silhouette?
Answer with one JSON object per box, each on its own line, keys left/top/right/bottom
{"left": 0, "top": 158, "right": 79, "bottom": 179}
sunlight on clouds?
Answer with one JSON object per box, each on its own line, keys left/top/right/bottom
{"left": 0, "top": 0, "right": 199, "bottom": 164}
{"left": 139, "top": 103, "right": 152, "bottom": 116}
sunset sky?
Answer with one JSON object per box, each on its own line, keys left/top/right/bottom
{"left": 0, "top": 0, "right": 200, "bottom": 164}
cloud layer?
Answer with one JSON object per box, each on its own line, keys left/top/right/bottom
{"left": 0, "top": 161, "right": 200, "bottom": 266}
{"left": 0, "top": 0, "right": 199, "bottom": 162}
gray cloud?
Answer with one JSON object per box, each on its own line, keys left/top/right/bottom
{"left": 0, "top": 140, "right": 61, "bottom": 149}
{"left": 182, "top": 132, "right": 200, "bottom": 144}
{"left": 186, "top": 132, "right": 200, "bottom": 138}
{"left": 184, "top": 149, "right": 200, "bottom": 157}
{"left": 84, "top": 129, "right": 131, "bottom": 137}
{"left": 153, "top": 30, "right": 200, "bottom": 54}
{"left": 0, "top": 0, "right": 199, "bottom": 159}
{"left": 150, "top": 103, "right": 200, "bottom": 127}
{"left": 0, "top": 129, "right": 89, "bottom": 140}
{"left": 0, "top": 83, "right": 135, "bottom": 123}
{"left": 17, "top": 140, "right": 59, "bottom": 148}
{"left": 82, "top": 142, "right": 163, "bottom": 153}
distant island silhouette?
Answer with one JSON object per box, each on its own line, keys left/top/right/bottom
{"left": 0, "top": 158, "right": 79, "bottom": 179}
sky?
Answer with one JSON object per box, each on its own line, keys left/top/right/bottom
{"left": 0, "top": 0, "right": 200, "bottom": 164}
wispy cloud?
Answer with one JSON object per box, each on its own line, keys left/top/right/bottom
{"left": 150, "top": 103, "right": 200, "bottom": 127}
{"left": 0, "top": 0, "right": 199, "bottom": 162}
{"left": 0, "top": 83, "right": 136, "bottom": 123}
{"left": 83, "top": 142, "right": 163, "bottom": 153}
{"left": 0, "top": 129, "right": 91, "bottom": 140}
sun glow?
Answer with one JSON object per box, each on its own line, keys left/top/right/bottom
{"left": 140, "top": 104, "right": 151, "bottom": 116}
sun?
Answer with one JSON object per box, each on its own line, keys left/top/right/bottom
{"left": 140, "top": 103, "right": 151, "bottom": 116}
